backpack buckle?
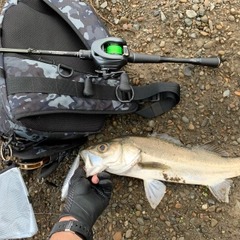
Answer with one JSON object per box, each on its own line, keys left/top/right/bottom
{"left": 115, "top": 85, "right": 134, "bottom": 103}
{"left": 115, "top": 72, "right": 134, "bottom": 103}
{"left": 0, "top": 142, "right": 12, "bottom": 161}
{"left": 18, "top": 157, "right": 50, "bottom": 170}
{"left": 138, "top": 93, "right": 161, "bottom": 104}
{"left": 150, "top": 93, "right": 161, "bottom": 102}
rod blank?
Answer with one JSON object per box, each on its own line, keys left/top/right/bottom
{"left": 0, "top": 47, "right": 221, "bottom": 68}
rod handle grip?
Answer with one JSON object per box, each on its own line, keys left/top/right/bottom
{"left": 198, "top": 57, "right": 221, "bottom": 68}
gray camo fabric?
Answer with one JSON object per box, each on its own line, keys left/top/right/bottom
{"left": 0, "top": 0, "right": 137, "bottom": 147}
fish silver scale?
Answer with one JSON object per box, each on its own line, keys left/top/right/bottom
{"left": 128, "top": 137, "right": 238, "bottom": 183}
{"left": 80, "top": 135, "right": 239, "bottom": 208}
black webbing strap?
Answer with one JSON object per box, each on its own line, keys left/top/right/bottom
{"left": 6, "top": 77, "right": 180, "bottom": 118}
{"left": 133, "top": 82, "right": 180, "bottom": 118}
{"left": 6, "top": 77, "right": 116, "bottom": 100}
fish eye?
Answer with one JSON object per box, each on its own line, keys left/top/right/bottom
{"left": 97, "top": 143, "right": 108, "bottom": 153}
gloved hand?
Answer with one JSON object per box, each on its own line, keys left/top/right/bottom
{"left": 60, "top": 166, "right": 113, "bottom": 239}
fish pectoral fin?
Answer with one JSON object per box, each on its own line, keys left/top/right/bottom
{"left": 208, "top": 179, "right": 233, "bottom": 203}
{"left": 144, "top": 179, "right": 166, "bottom": 209}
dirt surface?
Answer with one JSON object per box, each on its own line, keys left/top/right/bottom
{"left": 1, "top": 0, "right": 240, "bottom": 239}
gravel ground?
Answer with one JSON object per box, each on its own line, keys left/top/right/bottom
{"left": 1, "top": 0, "right": 240, "bottom": 239}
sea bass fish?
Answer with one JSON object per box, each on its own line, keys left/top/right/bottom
{"left": 80, "top": 134, "right": 239, "bottom": 209}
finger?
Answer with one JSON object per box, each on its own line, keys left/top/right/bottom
{"left": 98, "top": 179, "right": 113, "bottom": 194}
{"left": 74, "top": 166, "right": 86, "bottom": 178}
{"left": 70, "top": 166, "right": 86, "bottom": 184}
{"left": 91, "top": 174, "right": 99, "bottom": 184}
{"left": 97, "top": 171, "right": 111, "bottom": 181}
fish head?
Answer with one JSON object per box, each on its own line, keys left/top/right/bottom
{"left": 80, "top": 138, "right": 141, "bottom": 177}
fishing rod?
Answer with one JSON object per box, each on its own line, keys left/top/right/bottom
{"left": 0, "top": 37, "right": 221, "bottom": 72}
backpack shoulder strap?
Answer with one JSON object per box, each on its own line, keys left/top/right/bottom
{"left": 133, "top": 82, "right": 180, "bottom": 118}
{"left": 6, "top": 75, "right": 180, "bottom": 118}
{"left": 43, "top": 0, "right": 110, "bottom": 48}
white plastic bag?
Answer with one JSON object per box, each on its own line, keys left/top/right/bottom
{"left": 61, "top": 155, "right": 80, "bottom": 200}
{"left": 0, "top": 166, "right": 38, "bottom": 239}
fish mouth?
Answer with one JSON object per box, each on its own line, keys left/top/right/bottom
{"left": 80, "top": 150, "right": 97, "bottom": 165}
{"left": 80, "top": 150, "right": 89, "bottom": 163}
{"left": 80, "top": 150, "right": 104, "bottom": 176}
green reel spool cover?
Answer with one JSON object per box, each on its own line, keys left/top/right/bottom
{"left": 106, "top": 44, "right": 123, "bottom": 55}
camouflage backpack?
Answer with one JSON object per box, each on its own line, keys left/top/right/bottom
{"left": 0, "top": 0, "right": 180, "bottom": 178}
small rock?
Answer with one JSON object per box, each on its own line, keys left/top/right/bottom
{"left": 136, "top": 211, "right": 141, "bottom": 217}
{"left": 122, "top": 24, "right": 128, "bottom": 30}
{"left": 165, "top": 221, "right": 171, "bottom": 227}
{"left": 118, "top": 16, "right": 128, "bottom": 24}
{"left": 138, "top": 16, "right": 144, "bottom": 22}
{"left": 208, "top": 199, "right": 216, "bottom": 205}
{"left": 192, "top": 4, "right": 199, "bottom": 11}
{"left": 201, "top": 15, "right": 208, "bottom": 23}
{"left": 160, "top": 215, "right": 166, "bottom": 221}
{"left": 188, "top": 122, "right": 195, "bottom": 130}
{"left": 113, "top": 231, "right": 122, "bottom": 240}
{"left": 131, "top": 127, "right": 137, "bottom": 134}
{"left": 216, "top": 24, "right": 223, "bottom": 30}
{"left": 136, "top": 203, "right": 142, "bottom": 211}
{"left": 207, "top": 205, "right": 216, "bottom": 212}
{"left": 231, "top": 141, "right": 238, "bottom": 146}
{"left": 210, "top": 219, "right": 218, "bottom": 227}
{"left": 228, "top": 15, "right": 235, "bottom": 22}
{"left": 197, "top": 39, "right": 204, "bottom": 48}
{"left": 185, "top": 18, "right": 193, "bottom": 26}
{"left": 178, "top": 71, "right": 185, "bottom": 78}
{"left": 175, "top": 203, "right": 181, "bottom": 208}
{"left": 148, "top": 120, "right": 155, "bottom": 128}
{"left": 145, "top": 127, "right": 152, "bottom": 132}
{"left": 133, "top": 24, "right": 140, "bottom": 31}
{"left": 160, "top": 41, "right": 166, "bottom": 47}
{"left": 182, "top": 116, "right": 190, "bottom": 124}
{"left": 200, "top": 31, "right": 209, "bottom": 36}
{"left": 137, "top": 217, "right": 144, "bottom": 225}
{"left": 153, "top": 10, "right": 160, "bottom": 17}
{"left": 209, "top": 20, "right": 213, "bottom": 30}
{"left": 100, "top": 1, "right": 107, "bottom": 8}
{"left": 216, "top": 207, "right": 222, "bottom": 213}
{"left": 218, "top": 50, "right": 225, "bottom": 55}
{"left": 160, "top": 11, "right": 166, "bottom": 21}
{"left": 202, "top": 203, "right": 208, "bottom": 210}
{"left": 223, "top": 89, "right": 230, "bottom": 98}
{"left": 111, "top": 8, "right": 118, "bottom": 15}
{"left": 125, "top": 229, "right": 132, "bottom": 238}
{"left": 230, "top": 8, "right": 240, "bottom": 15}
{"left": 186, "top": 10, "right": 197, "bottom": 18}
{"left": 189, "top": 33, "right": 197, "bottom": 38}
{"left": 199, "top": 7, "right": 205, "bottom": 16}
{"left": 144, "top": 229, "right": 149, "bottom": 235}
{"left": 204, "top": 40, "right": 215, "bottom": 49}
{"left": 183, "top": 67, "right": 192, "bottom": 76}
{"left": 177, "top": 29, "right": 183, "bottom": 36}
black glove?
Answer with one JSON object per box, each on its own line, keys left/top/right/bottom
{"left": 60, "top": 167, "right": 113, "bottom": 239}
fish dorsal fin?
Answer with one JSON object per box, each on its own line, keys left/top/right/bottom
{"left": 208, "top": 179, "right": 233, "bottom": 203}
{"left": 150, "top": 133, "right": 183, "bottom": 146}
{"left": 144, "top": 179, "right": 166, "bottom": 209}
{"left": 193, "top": 142, "right": 229, "bottom": 157}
